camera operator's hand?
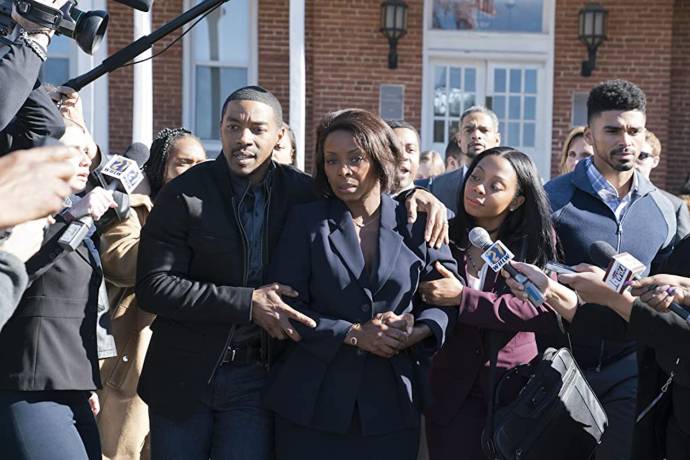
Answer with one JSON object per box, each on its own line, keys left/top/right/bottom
{"left": 0, "top": 218, "right": 47, "bottom": 262}
{"left": 11, "top": 0, "right": 70, "bottom": 38}
{"left": 0, "top": 146, "right": 78, "bottom": 228}
{"left": 67, "top": 187, "right": 116, "bottom": 221}
{"left": 50, "top": 87, "right": 89, "bottom": 131}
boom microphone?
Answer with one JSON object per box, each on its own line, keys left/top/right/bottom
{"left": 588, "top": 241, "right": 690, "bottom": 324}
{"left": 468, "top": 227, "right": 545, "bottom": 307}
{"left": 114, "top": 0, "right": 152, "bottom": 12}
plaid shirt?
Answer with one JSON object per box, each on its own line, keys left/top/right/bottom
{"left": 584, "top": 157, "right": 640, "bottom": 222}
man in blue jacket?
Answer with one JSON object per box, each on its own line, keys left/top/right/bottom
{"left": 545, "top": 79, "right": 677, "bottom": 460}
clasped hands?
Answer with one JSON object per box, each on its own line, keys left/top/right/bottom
{"left": 347, "top": 312, "right": 415, "bottom": 359}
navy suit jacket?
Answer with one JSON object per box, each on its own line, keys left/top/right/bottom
{"left": 264, "top": 194, "right": 457, "bottom": 436}
{"left": 428, "top": 166, "right": 467, "bottom": 214}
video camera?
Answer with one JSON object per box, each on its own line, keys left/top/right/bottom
{"left": 0, "top": 0, "right": 107, "bottom": 54}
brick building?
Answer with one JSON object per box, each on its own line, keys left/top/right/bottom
{"left": 46, "top": 0, "right": 690, "bottom": 189}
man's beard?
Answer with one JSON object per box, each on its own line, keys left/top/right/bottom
{"left": 608, "top": 147, "right": 636, "bottom": 172}
{"left": 611, "top": 162, "right": 634, "bottom": 172}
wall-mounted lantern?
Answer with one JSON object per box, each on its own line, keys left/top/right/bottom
{"left": 380, "top": 0, "right": 408, "bottom": 70}
{"left": 579, "top": 2, "right": 608, "bottom": 77}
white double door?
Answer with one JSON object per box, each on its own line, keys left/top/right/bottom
{"left": 424, "top": 59, "right": 549, "bottom": 177}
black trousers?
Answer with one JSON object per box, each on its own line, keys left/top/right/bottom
{"left": 276, "top": 414, "right": 419, "bottom": 460}
{"left": 666, "top": 414, "right": 690, "bottom": 460}
{"left": 585, "top": 352, "right": 638, "bottom": 460}
{"left": 0, "top": 390, "right": 101, "bottom": 460}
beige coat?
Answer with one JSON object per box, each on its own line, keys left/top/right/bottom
{"left": 97, "top": 194, "right": 153, "bottom": 460}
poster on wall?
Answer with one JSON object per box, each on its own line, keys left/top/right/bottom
{"left": 431, "top": 0, "right": 544, "bottom": 33}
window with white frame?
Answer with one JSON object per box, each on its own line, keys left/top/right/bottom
{"left": 432, "top": 65, "right": 477, "bottom": 146}
{"left": 41, "top": 35, "right": 72, "bottom": 86}
{"left": 487, "top": 66, "right": 538, "bottom": 148}
{"left": 186, "top": 0, "right": 256, "bottom": 146}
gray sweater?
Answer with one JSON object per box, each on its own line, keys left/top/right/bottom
{"left": 0, "top": 250, "right": 27, "bottom": 331}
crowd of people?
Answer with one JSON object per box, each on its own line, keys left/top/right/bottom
{"left": 0, "top": 6, "right": 689, "bottom": 459}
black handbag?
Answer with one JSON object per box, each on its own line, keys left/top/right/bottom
{"left": 482, "top": 341, "right": 608, "bottom": 460}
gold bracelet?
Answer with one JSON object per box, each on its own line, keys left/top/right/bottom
{"left": 348, "top": 323, "right": 360, "bottom": 346}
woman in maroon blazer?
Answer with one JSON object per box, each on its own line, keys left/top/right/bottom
{"left": 419, "top": 147, "right": 565, "bottom": 460}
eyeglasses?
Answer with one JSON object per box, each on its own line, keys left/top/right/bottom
{"left": 638, "top": 152, "right": 656, "bottom": 161}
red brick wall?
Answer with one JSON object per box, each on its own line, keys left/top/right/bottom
{"left": 107, "top": 1, "right": 134, "bottom": 154}
{"left": 258, "top": 0, "right": 424, "bottom": 173}
{"left": 107, "top": 0, "right": 184, "bottom": 154}
{"left": 551, "top": 0, "right": 675, "bottom": 187}
{"left": 667, "top": 0, "right": 690, "bottom": 194}
{"left": 258, "top": 0, "right": 290, "bottom": 123}
{"left": 105, "top": 0, "right": 689, "bottom": 187}
{"left": 151, "top": 0, "right": 185, "bottom": 136}
{"left": 301, "top": 0, "right": 424, "bottom": 172}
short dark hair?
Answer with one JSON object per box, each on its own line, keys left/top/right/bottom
{"left": 221, "top": 85, "right": 283, "bottom": 124}
{"left": 314, "top": 109, "right": 402, "bottom": 196}
{"left": 445, "top": 135, "right": 462, "bottom": 159}
{"left": 460, "top": 106, "right": 499, "bottom": 131}
{"left": 385, "top": 119, "right": 420, "bottom": 145}
{"left": 587, "top": 79, "right": 646, "bottom": 123}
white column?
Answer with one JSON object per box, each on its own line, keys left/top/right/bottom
{"left": 75, "top": 0, "right": 109, "bottom": 152}
{"left": 132, "top": 10, "right": 153, "bottom": 146}
{"left": 289, "top": 0, "right": 306, "bottom": 170}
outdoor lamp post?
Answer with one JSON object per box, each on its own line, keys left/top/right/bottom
{"left": 578, "top": 2, "right": 608, "bottom": 77}
{"left": 380, "top": 0, "right": 408, "bottom": 70}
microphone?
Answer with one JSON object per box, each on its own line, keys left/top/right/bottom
{"left": 58, "top": 144, "right": 149, "bottom": 250}
{"left": 588, "top": 241, "right": 690, "bottom": 324}
{"left": 468, "top": 227, "right": 545, "bottom": 307}
{"left": 113, "top": 0, "right": 152, "bottom": 12}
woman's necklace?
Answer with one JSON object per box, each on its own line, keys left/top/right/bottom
{"left": 466, "top": 249, "right": 485, "bottom": 275}
{"left": 353, "top": 209, "right": 380, "bottom": 229}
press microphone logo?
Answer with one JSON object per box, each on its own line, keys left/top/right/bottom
{"left": 480, "top": 240, "right": 515, "bottom": 272}
{"left": 604, "top": 253, "right": 646, "bottom": 294}
{"left": 100, "top": 156, "right": 143, "bottom": 194}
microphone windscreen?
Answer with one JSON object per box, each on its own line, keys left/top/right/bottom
{"left": 112, "top": 0, "right": 152, "bottom": 12}
{"left": 123, "top": 142, "right": 150, "bottom": 168}
{"left": 589, "top": 241, "right": 617, "bottom": 269}
{"left": 468, "top": 227, "right": 493, "bottom": 250}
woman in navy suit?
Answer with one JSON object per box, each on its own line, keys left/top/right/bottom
{"left": 265, "top": 109, "right": 457, "bottom": 460}
{"left": 418, "top": 147, "right": 564, "bottom": 460}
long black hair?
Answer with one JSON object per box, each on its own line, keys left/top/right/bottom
{"left": 144, "top": 127, "right": 193, "bottom": 197}
{"left": 450, "top": 146, "right": 557, "bottom": 267}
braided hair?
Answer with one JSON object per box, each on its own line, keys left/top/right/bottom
{"left": 145, "top": 127, "right": 193, "bottom": 197}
